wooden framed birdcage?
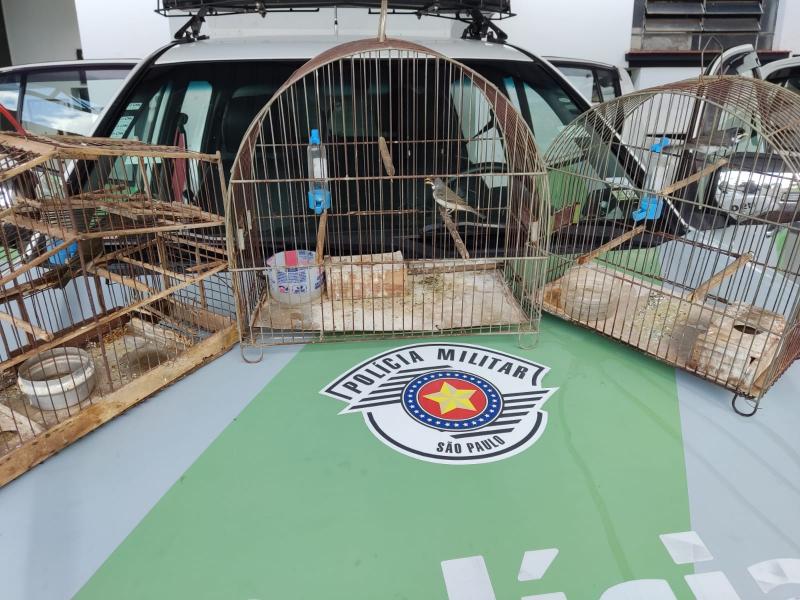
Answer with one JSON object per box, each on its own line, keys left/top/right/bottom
{"left": 227, "top": 38, "right": 550, "bottom": 356}
{"left": 0, "top": 133, "right": 236, "bottom": 484}
{"left": 542, "top": 76, "right": 800, "bottom": 413}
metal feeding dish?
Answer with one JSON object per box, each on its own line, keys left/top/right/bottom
{"left": 17, "top": 348, "right": 96, "bottom": 411}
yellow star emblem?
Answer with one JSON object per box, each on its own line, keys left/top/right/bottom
{"left": 424, "top": 382, "right": 477, "bottom": 415}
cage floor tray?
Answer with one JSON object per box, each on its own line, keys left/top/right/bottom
{"left": 0, "top": 317, "right": 190, "bottom": 446}
{"left": 253, "top": 269, "right": 527, "bottom": 333}
{"left": 543, "top": 267, "right": 784, "bottom": 395}
{"left": 547, "top": 281, "right": 716, "bottom": 366}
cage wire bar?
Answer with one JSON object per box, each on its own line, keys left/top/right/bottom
{"left": 542, "top": 76, "right": 800, "bottom": 412}
{"left": 227, "top": 38, "right": 550, "bottom": 358}
{"left": 0, "top": 133, "right": 234, "bottom": 459}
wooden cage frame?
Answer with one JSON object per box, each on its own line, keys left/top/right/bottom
{"left": 0, "top": 133, "right": 237, "bottom": 485}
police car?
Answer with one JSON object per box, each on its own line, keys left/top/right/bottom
{"left": 94, "top": 1, "right": 590, "bottom": 190}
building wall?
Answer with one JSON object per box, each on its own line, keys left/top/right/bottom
{"left": 503, "top": 0, "right": 636, "bottom": 67}
{"left": 1, "top": 1, "right": 797, "bottom": 79}
{"left": 775, "top": 0, "right": 800, "bottom": 53}
{"left": 74, "top": 0, "right": 171, "bottom": 60}
{"left": 1, "top": 0, "right": 81, "bottom": 64}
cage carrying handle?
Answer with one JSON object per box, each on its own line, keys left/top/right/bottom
{"left": 378, "top": 0, "right": 388, "bottom": 42}
{"left": 699, "top": 36, "right": 724, "bottom": 79}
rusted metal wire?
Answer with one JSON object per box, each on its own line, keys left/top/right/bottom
{"left": 227, "top": 38, "right": 550, "bottom": 355}
{"left": 543, "top": 76, "right": 800, "bottom": 404}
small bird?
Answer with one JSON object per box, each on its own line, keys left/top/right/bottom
{"left": 667, "top": 127, "right": 749, "bottom": 155}
{"left": 425, "top": 177, "right": 485, "bottom": 220}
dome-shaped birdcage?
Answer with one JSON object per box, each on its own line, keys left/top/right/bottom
{"left": 542, "top": 76, "right": 800, "bottom": 408}
{"left": 226, "top": 38, "right": 550, "bottom": 352}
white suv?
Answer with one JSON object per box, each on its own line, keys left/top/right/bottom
{"left": 92, "top": 27, "right": 592, "bottom": 200}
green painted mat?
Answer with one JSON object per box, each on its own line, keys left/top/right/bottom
{"left": 77, "top": 318, "right": 692, "bottom": 599}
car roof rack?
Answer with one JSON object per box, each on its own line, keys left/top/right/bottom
{"left": 159, "top": 1, "right": 514, "bottom": 42}
{"left": 156, "top": 0, "right": 513, "bottom": 19}
{"left": 157, "top": 1, "right": 512, "bottom": 17}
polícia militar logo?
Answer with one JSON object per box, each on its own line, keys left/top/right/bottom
{"left": 321, "top": 343, "right": 557, "bottom": 465}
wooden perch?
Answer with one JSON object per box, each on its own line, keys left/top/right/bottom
{"left": 78, "top": 219, "right": 224, "bottom": 240}
{"left": 185, "top": 260, "right": 226, "bottom": 273}
{"left": 577, "top": 224, "right": 646, "bottom": 265}
{"left": 1, "top": 206, "right": 222, "bottom": 241}
{"left": 0, "top": 271, "right": 63, "bottom": 301}
{"left": 0, "top": 211, "right": 77, "bottom": 241}
{"left": 660, "top": 158, "right": 729, "bottom": 197}
{"left": 115, "top": 255, "right": 194, "bottom": 284}
{"left": 378, "top": 137, "right": 396, "bottom": 177}
{"left": 689, "top": 252, "right": 753, "bottom": 303}
{"left": 408, "top": 259, "right": 501, "bottom": 275}
{"left": 437, "top": 205, "right": 470, "bottom": 260}
{"left": 316, "top": 211, "right": 329, "bottom": 265}
{"left": 97, "top": 239, "right": 156, "bottom": 264}
{"left": 0, "top": 159, "right": 54, "bottom": 183}
{"left": 0, "top": 308, "right": 52, "bottom": 341}
{"left": 162, "top": 234, "right": 227, "bottom": 256}
{"left": 85, "top": 264, "right": 155, "bottom": 295}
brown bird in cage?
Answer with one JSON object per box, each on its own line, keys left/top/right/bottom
{"left": 425, "top": 177, "right": 485, "bottom": 220}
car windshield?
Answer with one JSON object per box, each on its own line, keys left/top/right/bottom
{"left": 103, "top": 57, "right": 584, "bottom": 184}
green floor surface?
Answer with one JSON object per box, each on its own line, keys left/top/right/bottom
{"left": 77, "top": 317, "right": 693, "bottom": 599}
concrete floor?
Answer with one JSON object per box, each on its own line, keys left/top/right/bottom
{"left": 677, "top": 367, "right": 800, "bottom": 599}
{"left": 0, "top": 344, "right": 301, "bottom": 600}
{"left": 0, "top": 342, "right": 797, "bottom": 599}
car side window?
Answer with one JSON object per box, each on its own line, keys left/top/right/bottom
{"left": 594, "top": 67, "right": 620, "bottom": 102}
{"left": 503, "top": 77, "right": 571, "bottom": 152}
{"left": 766, "top": 67, "right": 800, "bottom": 94}
{"left": 177, "top": 80, "right": 213, "bottom": 151}
{"left": 451, "top": 79, "right": 506, "bottom": 168}
{"left": 22, "top": 68, "right": 130, "bottom": 136}
{"left": 559, "top": 66, "right": 599, "bottom": 103}
{"left": 0, "top": 73, "right": 21, "bottom": 130}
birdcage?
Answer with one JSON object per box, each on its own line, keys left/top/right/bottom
{"left": 0, "top": 132, "right": 235, "bottom": 481}
{"left": 542, "top": 76, "right": 800, "bottom": 414}
{"left": 227, "top": 38, "right": 549, "bottom": 357}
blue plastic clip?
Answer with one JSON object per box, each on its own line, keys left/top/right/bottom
{"left": 47, "top": 239, "right": 78, "bottom": 266}
{"left": 632, "top": 195, "right": 663, "bottom": 222}
{"left": 632, "top": 136, "right": 671, "bottom": 222}
{"left": 308, "top": 188, "right": 331, "bottom": 215}
{"left": 650, "top": 136, "right": 671, "bottom": 153}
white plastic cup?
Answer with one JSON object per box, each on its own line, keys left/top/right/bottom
{"left": 265, "top": 250, "right": 325, "bottom": 305}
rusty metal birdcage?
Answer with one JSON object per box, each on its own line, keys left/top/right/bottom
{"left": 0, "top": 132, "right": 235, "bottom": 477}
{"left": 543, "top": 76, "right": 800, "bottom": 413}
{"left": 227, "top": 38, "right": 550, "bottom": 357}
